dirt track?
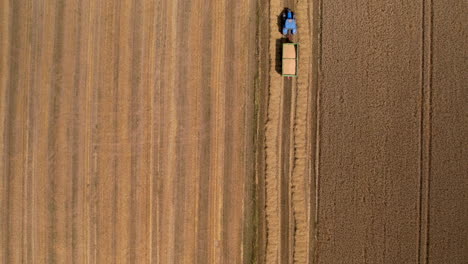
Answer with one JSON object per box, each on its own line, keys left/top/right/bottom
{"left": 261, "top": 0, "right": 315, "bottom": 263}
{"left": 0, "top": 0, "right": 256, "bottom": 263}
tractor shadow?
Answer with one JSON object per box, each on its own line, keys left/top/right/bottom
{"left": 275, "top": 38, "right": 288, "bottom": 75}
{"left": 277, "top": 8, "right": 289, "bottom": 34}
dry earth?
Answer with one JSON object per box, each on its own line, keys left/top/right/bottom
{"left": 314, "top": 1, "right": 467, "bottom": 263}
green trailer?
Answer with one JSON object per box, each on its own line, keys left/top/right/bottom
{"left": 282, "top": 43, "right": 298, "bottom": 77}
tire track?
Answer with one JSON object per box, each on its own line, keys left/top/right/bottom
{"left": 59, "top": 1, "right": 80, "bottom": 262}
{"left": 209, "top": 1, "right": 227, "bottom": 263}
{"left": 25, "top": 1, "right": 45, "bottom": 263}
{"left": 152, "top": 0, "right": 168, "bottom": 261}
{"left": 180, "top": 1, "right": 203, "bottom": 262}
{"left": 110, "top": 1, "right": 122, "bottom": 262}
{"left": 88, "top": 1, "right": 102, "bottom": 262}
{"left": 157, "top": 0, "right": 179, "bottom": 261}
{"left": 254, "top": 0, "right": 271, "bottom": 262}
{"left": 151, "top": 0, "right": 163, "bottom": 258}
{"left": 82, "top": 1, "right": 97, "bottom": 263}
{"left": 2, "top": 1, "right": 22, "bottom": 262}
{"left": 143, "top": 2, "right": 158, "bottom": 263}
{"left": 196, "top": 0, "right": 214, "bottom": 261}
{"left": 173, "top": 0, "right": 191, "bottom": 261}
{"left": 223, "top": 0, "right": 236, "bottom": 261}
{"left": 35, "top": 1, "right": 61, "bottom": 262}
{"left": 0, "top": 4, "right": 9, "bottom": 261}
{"left": 418, "top": 1, "right": 433, "bottom": 262}
{"left": 82, "top": 0, "right": 98, "bottom": 262}
{"left": 70, "top": 0, "right": 86, "bottom": 262}
{"left": 93, "top": 0, "right": 117, "bottom": 262}
{"left": 129, "top": 0, "right": 145, "bottom": 261}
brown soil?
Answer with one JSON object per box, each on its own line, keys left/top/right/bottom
{"left": 314, "top": 1, "right": 468, "bottom": 263}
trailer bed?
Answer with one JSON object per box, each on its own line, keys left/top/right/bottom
{"left": 282, "top": 43, "right": 298, "bottom": 77}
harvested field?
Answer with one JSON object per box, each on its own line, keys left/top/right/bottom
{"left": 0, "top": 0, "right": 257, "bottom": 263}
{"left": 1, "top": 0, "right": 467, "bottom": 263}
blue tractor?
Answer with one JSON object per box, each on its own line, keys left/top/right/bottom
{"left": 282, "top": 8, "right": 297, "bottom": 41}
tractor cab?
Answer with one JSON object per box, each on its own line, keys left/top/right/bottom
{"left": 282, "top": 9, "right": 297, "bottom": 36}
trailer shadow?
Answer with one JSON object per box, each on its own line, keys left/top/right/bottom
{"left": 275, "top": 38, "right": 288, "bottom": 75}
{"left": 277, "top": 13, "right": 283, "bottom": 33}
